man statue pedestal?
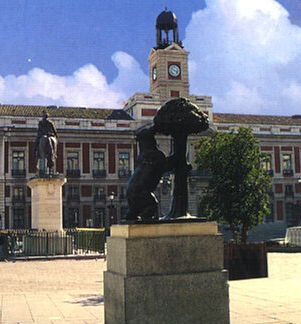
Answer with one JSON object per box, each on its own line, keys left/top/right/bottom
{"left": 28, "top": 177, "right": 66, "bottom": 231}
{"left": 104, "top": 222, "right": 230, "bottom": 324}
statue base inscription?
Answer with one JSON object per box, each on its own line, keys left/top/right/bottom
{"left": 28, "top": 177, "right": 66, "bottom": 231}
{"left": 104, "top": 222, "right": 230, "bottom": 324}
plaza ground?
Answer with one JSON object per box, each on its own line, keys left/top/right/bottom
{"left": 0, "top": 253, "right": 301, "bottom": 324}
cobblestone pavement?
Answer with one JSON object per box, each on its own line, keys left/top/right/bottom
{"left": 0, "top": 254, "right": 301, "bottom": 323}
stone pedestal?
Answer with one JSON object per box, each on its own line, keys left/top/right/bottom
{"left": 28, "top": 177, "right": 66, "bottom": 231}
{"left": 104, "top": 222, "right": 230, "bottom": 324}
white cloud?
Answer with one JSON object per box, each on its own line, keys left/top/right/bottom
{"left": 0, "top": 51, "right": 148, "bottom": 108}
{"left": 185, "top": 0, "right": 301, "bottom": 115}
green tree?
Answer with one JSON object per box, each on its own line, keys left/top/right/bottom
{"left": 195, "top": 127, "right": 272, "bottom": 243}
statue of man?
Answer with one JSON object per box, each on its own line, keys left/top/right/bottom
{"left": 34, "top": 111, "right": 58, "bottom": 175}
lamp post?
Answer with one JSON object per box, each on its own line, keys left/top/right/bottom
{"left": 74, "top": 209, "right": 78, "bottom": 228}
{"left": 106, "top": 192, "right": 115, "bottom": 236}
{"left": 1, "top": 126, "right": 13, "bottom": 229}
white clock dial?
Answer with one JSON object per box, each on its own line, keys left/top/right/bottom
{"left": 168, "top": 64, "right": 180, "bottom": 77}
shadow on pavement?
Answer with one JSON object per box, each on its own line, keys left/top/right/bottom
{"left": 68, "top": 294, "right": 104, "bottom": 306}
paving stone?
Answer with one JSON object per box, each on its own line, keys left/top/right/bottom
{"left": 0, "top": 254, "right": 301, "bottom": 323}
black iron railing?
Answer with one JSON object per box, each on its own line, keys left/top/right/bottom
{"left": 92, "top": 169, "right": 106, "bottom": 178}
{"left": 12, "top": 195, "right": 26, "bottom": 203}
{"left": 94, "top": 194, "right": 106, "bottom": 202}
{"left": 66, "top": 169, "right": 81, "bottom": 178}
{"left": 283, "top": 169, "right": 294, "bottom": 177}
{"left": 67, "top": 194, "right": 80, "bottom": 201}
{"left": 118, "top": 169, "right": 132, "bottom": 178}
{"left": 0, "top": 228, "right": 106, "bottom": 259}
{"left": 11, "top": 169, "right": 26, "bottom": 177}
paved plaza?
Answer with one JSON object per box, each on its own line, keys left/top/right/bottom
{"left": 0, "top": 253, "right": 301, "bottom": 324}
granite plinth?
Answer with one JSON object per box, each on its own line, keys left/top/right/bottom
{"left": 104, "top": 222, "right": 230, "bottom": 324}
{"left": 28, "top": 177, "right": 66, "bottom": 231}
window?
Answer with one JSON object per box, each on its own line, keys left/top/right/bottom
{"left": 120, "top": 206, "right": 128, "bottom": 221}
{"left": 67, "top": 151, "right": 79, "bottom": 170}
{"left": 67, "top": 207, "right": 79, "bottom": 228}
{"left": 120, "top": 186, "right": 127, "bottom": 199}
{"left": 285, "top": 185, "right": 294, "bottom": 197}
{"left": 261, "top": 154, "right": 272, "bottom": 171}
{"left": 12, "top": 151, "right": 25, "bottom": 176}
{"left": 118, "top": 152, "right": 130, "bottom": 177}
{"left": 261, "top": 153, "right": 273, "bottom": 176}
{"left": 282, "top": 154, "right": 292, "bottom": 170}
{"left": 94, "top": 186, "right": 106, "bottom": 201}
{"left": 13, "top": 207, "right": 24, "bottom": 229}
{"left": 93, "top": 151, "right": 106, "bottom": 177}
{"left": 66, "top": 151, "right": 80, "bottom": 177}
{"left": 13, "top": 187, "right": 24, "bottom": 202}
{"left": 170, "top": 90, "right": 180, "bottom": 97}
{"left": 94, "top": 208, "right": 105, "bottom": 227}
{"left": 282, "top": 154, "right": 293, "bottom": 176}
{"left": 67, "top": 186, "right": 80, "bottom": 201}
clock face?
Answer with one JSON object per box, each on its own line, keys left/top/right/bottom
{"left": 168, "top": 64, "right": 181, "bottom": 77}
{"left": 152, "top": 66, "right": 157, "bottom": 81}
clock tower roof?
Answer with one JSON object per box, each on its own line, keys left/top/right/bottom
{"left": 156, "top": 10, "right": 178, "bottom": 31}
{"left": 155, "top": 9, "right": 182, "bottom": 49}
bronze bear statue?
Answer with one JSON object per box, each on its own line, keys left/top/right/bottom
{"left": 125, "top": 125, "right": 174, "bottom": 223}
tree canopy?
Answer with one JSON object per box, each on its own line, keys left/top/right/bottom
{"left": 195, "top": 127, "right": 272, "bottom": 243}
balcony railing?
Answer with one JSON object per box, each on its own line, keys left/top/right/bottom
{"left": 12, "top": 195, "right": 25, "bottom": 203}
{"left": 11, "top": 169, "right": 26, "bottom": 177}
{"left": 283, "top": 169, "right": 294, "bottom": 177}
{"left": 118, "top": 169, "right": 132, "bottom": 178}
{"left": 66, "top": 169, "right": 81, "bottom": 178}
{"left": 67, "top": 194, "right": 80, "bottom": 201}
{"left": 92, "top": 169, "right": 106, "bottom": 178}
{"left": 94, "top": 194, "right": 106, "bottom": 202}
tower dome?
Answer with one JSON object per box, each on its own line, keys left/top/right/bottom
{"left": 155, "top": 9, "right": 182, "bottom": 49}
{"left": 156, "top": 10, "right": 177, "bottom": 31}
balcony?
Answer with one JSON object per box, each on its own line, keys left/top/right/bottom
{"left": 118, "top": 169, "right": 132, "bottom": 179}
{"left": 66, "top": 169, "right": 81, "bottom": 178}
{"left": 12, "top": 195, "right": 25, "bottom": 203}
{"left": 11, "top": 169, "right": 26, "bottom": 178}
{"left": 94, "top": 194, "right": 106, "bottom": 202}
{"left": 67, "top": 194, "right": 80, "bottom": 201}
{"left": 92, "top": 169, "right": 106, "bottom": 178}
{"left": 283, "top": 169, "right": 294, "bottom": 177}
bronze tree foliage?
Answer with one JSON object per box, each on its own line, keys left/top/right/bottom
{"left": 154, "top": 98, "right": 209, "bottom": 218}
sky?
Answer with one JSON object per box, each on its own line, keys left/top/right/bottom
{"left": 0, "top": 0, "right": 301, "bottom": 115}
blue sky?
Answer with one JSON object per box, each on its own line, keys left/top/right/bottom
{"left": 0, "top": 0, "right": 301, "bottom": 115}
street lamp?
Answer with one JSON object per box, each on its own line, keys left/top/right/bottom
{"left": 106, "top": 192, "right": 115, "bottom": 236}
{"left": 109, "top": 192, "right": 115, "bottom": 207}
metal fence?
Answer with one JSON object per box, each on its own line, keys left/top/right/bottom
{"left": 0, "top": 228, "right": 106, "bottom": 259}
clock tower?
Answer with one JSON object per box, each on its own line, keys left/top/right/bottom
{"left": 149, "top": 9, "right": 189, "bottom": 101}
{"left": 124, "top": 9, "right": 213, "bottom": 123}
